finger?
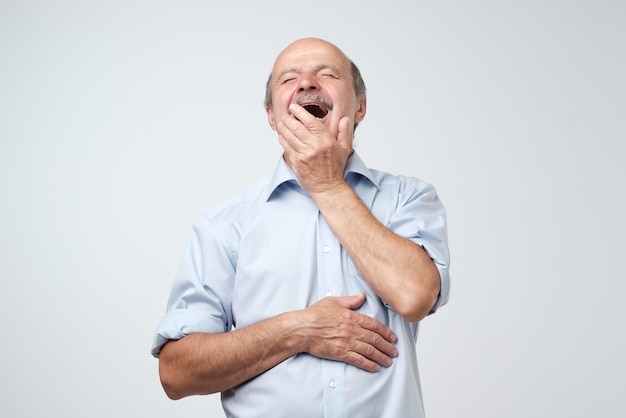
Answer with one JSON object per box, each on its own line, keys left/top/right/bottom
{"left": 352, "top": 339, "right": 395, "bottom": 367}
{"left": 361, "top": 327, "right": 399, "bottom": 359}
{"left": 342, "top": 339, "right": 396, "bottom": 372}
{"left": 276, "top": 132, "right": 291, "bottom": 152}
{"left": 355, "top": 313, "right": 398, "bottom": 345}
{"left": 289, "top": 103, "right": 317, "bottom": 128}
{"left": 342, "top": 350, "right": 384, "bottom": 373}
{"left": 276, "top": 120, "right": 307, "bottom": 154}
{"left": 282, "top": 106, "right": 318, "bottom": 140}
{"left": 332, "top": 294, "right": 398, "bottom": 345}
{"left": 288, "top": 104, "right": 335, "bottom": 140}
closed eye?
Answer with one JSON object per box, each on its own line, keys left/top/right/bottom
{"left": 317, "top": 65, "right": 341, "bottom": 79}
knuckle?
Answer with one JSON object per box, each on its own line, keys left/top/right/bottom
{"left": 346, "top": 351, "right": 365, "bottom": 366}
{"left": 341, "top": 310, "right": 355, "bottom": 323}
{"left": 362, "top": 316, "right": 377, "bottom": 330}
{"left": 362, "top": 343, "right": 376, "bottom": 358}
{"left": 369, "top": 332, "right": 383, "bottom": 346}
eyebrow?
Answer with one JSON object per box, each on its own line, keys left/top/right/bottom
{"left": 276, "top": 64, "right": 342, "bottom": 81}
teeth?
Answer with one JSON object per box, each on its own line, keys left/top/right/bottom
{"left": 303, "top": 104, "right": 328, "bottom": 118}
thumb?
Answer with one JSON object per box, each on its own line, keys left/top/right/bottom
{"left": 336, "top": 116, "right": 352, "bottom": 150}
{"left": 334, "top": 292, "right": 366, "bottom": 310}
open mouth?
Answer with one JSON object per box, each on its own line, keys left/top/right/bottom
{"left": 302, "top": 103, "right": 329, "bottom": 119}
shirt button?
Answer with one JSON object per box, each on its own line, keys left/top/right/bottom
{"left": 324, "top": 291, "right": 332, "bottom": 297}
{"left": 323, "top": 245, "right": 330, "bottom": 253}
{"left": 329, "top": 379, "right": 337, "bottom": 389}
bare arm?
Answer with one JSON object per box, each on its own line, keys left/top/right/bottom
{"left": 277, "top": 105, "right": 441, "bottom": 322}
{"left": 159, "top": 293, "right": 398, "bottom": 399}
{"left": 311, "top": 185, "right": 440, "bottom": 322}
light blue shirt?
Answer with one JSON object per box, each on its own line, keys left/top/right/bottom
{"left": 152, "top": 152, "right": 450, "bottom": 418}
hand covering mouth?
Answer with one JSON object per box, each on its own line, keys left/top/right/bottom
{"left": 295, "top": 94, "right": 332, "bottom": 119}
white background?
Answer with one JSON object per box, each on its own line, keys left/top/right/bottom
{"left": 1, "top": 1, "right": 624, "bottom": 417}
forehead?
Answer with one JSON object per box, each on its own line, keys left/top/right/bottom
{"left": 272, "top": 39, "right": 351, "bottom": 75}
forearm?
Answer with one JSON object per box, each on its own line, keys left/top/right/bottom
{"left": 159, "top": 312, "right": 301, "bottom": 399}
{"left": 159, "top": 294, "right": 400, "bottom": 399}
{"left": 311, "top": 183, "right": 441, "bottom": 322}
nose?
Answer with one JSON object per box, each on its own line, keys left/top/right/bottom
{"left": 297, "top": 72, "right": 320, "bottom": 92}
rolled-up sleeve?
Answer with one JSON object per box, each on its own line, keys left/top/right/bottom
{"left": 387, "top": 178, "right": 451, "bottom": 315}
{"left": 151, "top": 215, "right": 235, "bottom": 357}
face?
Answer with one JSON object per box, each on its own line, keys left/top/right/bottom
{"left": 266, "top": 38, "right": 366, "bottom": 140}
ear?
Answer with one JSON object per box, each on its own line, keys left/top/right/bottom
{"left": 266, "top": 107, "right": 277, "bottom": 131}
{"left": 354, "top": 97, "right": 367, "bottom": 123}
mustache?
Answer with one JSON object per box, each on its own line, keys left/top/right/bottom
{"left": 294, "top": 93, "right": 333, "bottom": 111}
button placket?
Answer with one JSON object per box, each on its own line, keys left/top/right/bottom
{"left": 317, "top": 212, "right": 347, "bottom": 418}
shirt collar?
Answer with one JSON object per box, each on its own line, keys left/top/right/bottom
{"left": 264, "top": 151, "right": 379, "bottom": 202}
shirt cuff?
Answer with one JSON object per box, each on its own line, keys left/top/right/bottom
{"left": 150, "top": 309, "right": 227, "bottom": 358}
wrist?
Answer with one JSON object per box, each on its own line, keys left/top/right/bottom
{"left": 309, "top": 181, "right": 352, "bottom": 208}
{"left": 276, "top": 310, "right": 310, "bottom": 354}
